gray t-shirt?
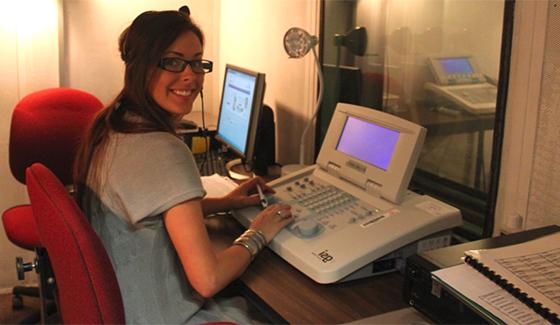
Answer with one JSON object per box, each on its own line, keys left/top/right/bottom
{"left": 87, "top": 132, "right": 207, "bottom": 324}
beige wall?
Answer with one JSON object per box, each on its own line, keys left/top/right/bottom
{"left": 0, "top": 0, "right": 60, "bottom": 293}
{"left": 217, "top": 0, "right": 320, "bottom": 164}
{"left": 61, "top": 0, "right": 219, "bottom": 110}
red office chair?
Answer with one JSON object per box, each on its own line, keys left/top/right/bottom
{"left": 1, "top": 88, "right": 103, "bottom": 320}
{"left": 26, "top": 163, "right": 125, "bottom": 324}
{"left": 25, "top": 164, "right": 242, "bottom": 325}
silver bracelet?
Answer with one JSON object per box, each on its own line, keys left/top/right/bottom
{"left": 253, "top": 229, "right": 268, "bottom": 245}
{"left": 244, "top": 233, "right": 263, "bottom": 251}
{"left": 234, "top": 237, "right": 258, "bottom": 260}
{"left": 244, "top": 229, "right": 267, "bottom": 248}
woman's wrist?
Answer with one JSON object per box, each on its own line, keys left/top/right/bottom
{"left": 201, "top": 196, "right": 236, "bottom": 215}
{"left": 232, "top": 228, "right": 268, "bottom": 260}
{"left": 227, "top": 192, "right": 252, "bottom": 210}
{"left": 226, "top": 195, "right": 239, "bottom": 210}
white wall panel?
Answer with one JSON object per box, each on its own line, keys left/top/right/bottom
{"left": 0, "top": 0, "right": 60, "bottom": 292}
{"left": 495, "top": 0, "right": 548, "bottom": 234}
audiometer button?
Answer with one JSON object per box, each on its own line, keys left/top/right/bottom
{"left": 296, "top": 220, "right": 320, "bottom": 238}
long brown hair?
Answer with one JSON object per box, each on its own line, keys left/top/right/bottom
{"left": 74, "top": 9, "right": 204, "bottom": 210}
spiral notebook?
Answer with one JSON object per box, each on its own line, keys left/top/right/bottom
{"left": 432, "top": 232, "right": 560, "bottom": 324}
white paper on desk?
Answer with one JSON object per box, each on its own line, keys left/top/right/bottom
{"left": 432, "top": 264, "right": 549, "bottom": 325}
{"left": 201, "top": 174, "right": 238, "bottom": 198}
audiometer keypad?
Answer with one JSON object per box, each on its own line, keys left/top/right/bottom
{"left": 447, "top": 84, "right": 497, "bottom": 105}
{"left": 271, "top": 175, "right": 382, "bottom": 239}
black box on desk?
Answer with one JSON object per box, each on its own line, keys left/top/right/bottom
{"left": 403, "top": 225, "right": 560, "bottom": 324}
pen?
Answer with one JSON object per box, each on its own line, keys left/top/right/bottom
{"left": 256, "top": 184, "right": 268, "bottom": 209}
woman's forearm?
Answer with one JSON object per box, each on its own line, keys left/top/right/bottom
{"left": 201, "top": 196, "right": 231, "bottom": 215}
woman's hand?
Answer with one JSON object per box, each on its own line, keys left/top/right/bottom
{"left": 249, "top": 204, "right": 293, "bottom": 243}
{"left": 224, "top": 176, "right": 275, "bottom": 210}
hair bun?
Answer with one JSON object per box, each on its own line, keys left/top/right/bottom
{"left": 178, "top": 5, "right": 190, "bottom": 16}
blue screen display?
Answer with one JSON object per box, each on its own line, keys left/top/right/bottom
{"left": 216, "top": 69, "right": 257, "bottom": 154}
{"left": 440, "top": 58, "right": 473, "bottom": 74}
{"left": 336, "top": 116, "right": 399, "bottom": 171}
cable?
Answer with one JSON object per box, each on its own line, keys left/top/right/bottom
{"left": 198, "top": 90, "right": 209, "bottom": 173}
{"left": 200, "top": 89, "right": 206, "bottom": 130}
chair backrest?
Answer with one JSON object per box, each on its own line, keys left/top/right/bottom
{"left": 10, "top": 88, "right": 103, "bottom": 185}
{"left": 26, "top": 163, "right": 125, "bottom": 324}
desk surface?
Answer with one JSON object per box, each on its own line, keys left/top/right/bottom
{"left": 206, "top": 215, "right": 408, "bottom": 324}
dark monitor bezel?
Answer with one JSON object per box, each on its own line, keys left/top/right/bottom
{"left": 214, "top": 64, "right": 266, "bottom": 167}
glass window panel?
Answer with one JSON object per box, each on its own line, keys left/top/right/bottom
{"left": 319, "top": 0, "right": 508, "bottom": 239}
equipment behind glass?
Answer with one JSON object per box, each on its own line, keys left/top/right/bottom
{"left": 425, "top": 55, "right": 496, "bottom": 114}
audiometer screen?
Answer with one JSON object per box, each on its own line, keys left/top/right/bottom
{"left": 217, "top": 69, "right": 257, "bottom": 154}
{"left": 336, "top": 116, "right": 399, "bottom": 171}
{"left": 439, "top": 57, "right": 473, "bottom": 75}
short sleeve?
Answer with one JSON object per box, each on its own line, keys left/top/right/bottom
{"left": 102, "top": 132, "right": 205, "bottom": 224}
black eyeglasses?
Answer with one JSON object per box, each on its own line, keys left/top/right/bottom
{"left": 158, "top": 57, "right": 213, "bottom": 74}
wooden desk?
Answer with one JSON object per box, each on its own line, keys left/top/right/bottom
{"left": 206, "top": 215, "right": 408, "bottom": 324}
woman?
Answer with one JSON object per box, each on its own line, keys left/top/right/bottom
{"left": 73, "top": 7, "right": 293, "bottom": 324}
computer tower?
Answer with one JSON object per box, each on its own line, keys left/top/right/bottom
{"left": 252, "top": 104, "right": 275, "bottom": 176}
{"left": 403, "top": 225, "right": 560, "bottom": 323}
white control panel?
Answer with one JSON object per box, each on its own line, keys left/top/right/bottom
{"left": 272, "top": 174, "right": 381, "bottom": 239}
{"left": 234, "top": 165, "right": 462, "bottom": 283}
{"left": 425, "top": 82, "right": 496, "bottom": 114}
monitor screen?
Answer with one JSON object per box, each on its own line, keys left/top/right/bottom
{"left": 215, "top": 64, "right": 265, "bottom": 161}
{"left": 439, "top": 57, "right": 474, "bottom": 74}
{"left": 336, "top": 116, "right": 399, "bottom": 171}
{"left": 317, "top": 103, "right": 426, "bottom": 204}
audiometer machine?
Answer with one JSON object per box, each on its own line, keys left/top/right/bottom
{"left": 234, "top": 103, "right": 462, "bottom": 283}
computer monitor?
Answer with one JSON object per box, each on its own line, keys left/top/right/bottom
{"left": 316, "top": 103, "right": 426, "bottom": 204}
{"left": 215, "top": 64, "right": 266, "bottom": 172}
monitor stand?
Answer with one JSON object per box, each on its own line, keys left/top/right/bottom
{"left": 225, "top": 159, "right": 253, "bottom": 180}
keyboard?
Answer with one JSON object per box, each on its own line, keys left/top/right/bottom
{"left": 447, "top": 84, "right": 497, "bottom": 105}
{"left": 194, "top": 150, "right": 228, "bottom": 176}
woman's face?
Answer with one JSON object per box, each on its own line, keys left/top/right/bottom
{"left": 149, "top": 31, "right": 204, "bottom": 117}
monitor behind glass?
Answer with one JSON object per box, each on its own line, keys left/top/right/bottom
{"left": 215, "top": 64, "right": 265, "bottom": 163}
{"left": 439, "top": 57, "right": 474, "bottom": 74}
